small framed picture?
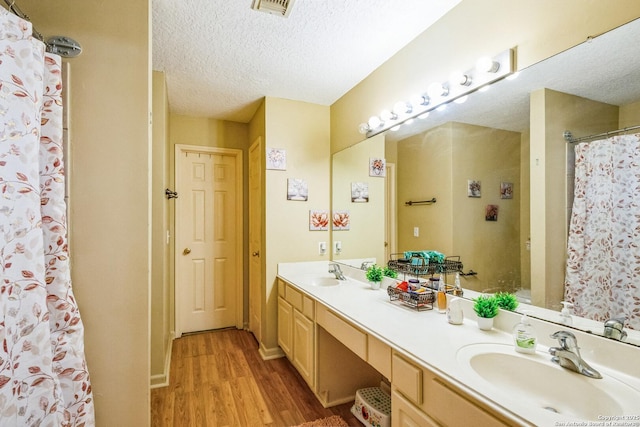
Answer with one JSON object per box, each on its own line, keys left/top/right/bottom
{"left": 266, "top": 148, "right": 286, "bottom": 170}
{"left": 485, "top": 204, "right": 499, "bottom": 221}
{"left": 468, "top": 180, "right": 481, "bottom": 197}
{"left": 351, "top": 182, "right": 369, "bottom": 202}
{"left": 500, "top": 182, "right": 513, "bottom": 199}
{"left": 332, "top": 210, "right": 350, "bottom": 230}
{"left": 369, "top": 158, "right": 386, "bottom": 177}
{"left": 287, "top": 178, "right": 308, "bottom": 201}
{"left": 309, "top": 210, "right": 329, "bottom": 231}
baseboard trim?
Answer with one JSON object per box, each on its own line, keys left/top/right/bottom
{"left": 150, "top": 332, "right": 174, "bottom": 389}
{"left": 258, "top": 343, "right": 285, "bottom": 360}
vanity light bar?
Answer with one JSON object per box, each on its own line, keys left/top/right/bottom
{"left": 359, "top": 48, "right": 515, "bottom": 138}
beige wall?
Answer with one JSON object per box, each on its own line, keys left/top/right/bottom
{"left": 530, "top": 89, "right": 619, "bottom": 309}
{"left": 263, "top": 98, "right": 331, "bottom": 352}
{"left": 397, "top": 123, "right": 521, "bottom": 291}
{"left": 398, "top": 124, "right": 454, "bottom": 254}
{"left": 331, "top": 134, "right": 386, "bottom": 264}
{"left": 620, "top": 100, "right": 640, "bottom": 128}
{"left": 331, "top": 1, "right": 640, "bottom": 153}
{"left": 22, "top": 0, "right": 152, "bottom": 424}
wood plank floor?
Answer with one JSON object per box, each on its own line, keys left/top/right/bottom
{"left": 151, "top": 328, "right": 361, "bottom": 426}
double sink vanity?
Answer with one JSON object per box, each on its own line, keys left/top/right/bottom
{"left": 277, "top": 261, "right": 640, "bottom": 427}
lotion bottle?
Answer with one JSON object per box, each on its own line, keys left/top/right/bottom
{"left": 559, "top": 301, "right": 573, "bottom": 326}
{"left": 453, "top": 272, "right": 463, "bottom": 296}
{"left": 436, "top": 275, "right": 447, "bottom": 313}
{"left": 447, "top": 297, "right": 463, "bottom": 324}
{"left": 513, "top": 311, "right": 537, "bottom": 354}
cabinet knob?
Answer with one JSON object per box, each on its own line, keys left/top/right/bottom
{"left": 252, "top": 251, "right": 260, "bottom": 257}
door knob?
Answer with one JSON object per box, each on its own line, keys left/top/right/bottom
{"left": 183, "top": 248, "right": 191, "bottom": 255}
{"left": 252, "top": 251, "right": 260, "bottom": 257}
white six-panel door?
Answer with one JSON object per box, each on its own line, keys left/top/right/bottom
{"left": 175, "top": 145, "right": 242, "bottom": 336}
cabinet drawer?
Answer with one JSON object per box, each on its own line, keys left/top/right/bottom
{"left": 316, "top": 305, "right": 367, "bottom": 360}
{"left": 392, "top": 353, "right": 422, "bottom": 405}
{"left": 368, "top": 335, "right": 391, "bottom": 379}
{"left": 285, "top": 284, "right": 304, "bottom": 312}
{"left": 302, "top": 294, "right": 315, "bottom": 319}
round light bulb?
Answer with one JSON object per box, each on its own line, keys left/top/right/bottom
{"left": 380, "top": 109, "right": 396, "bottom": 122}
{"left": 454, "top": 95, "right": 468, "bottom": 104}
{"left": 476, "top": 56, "right": 499, "bottom": 73}
{"left": 358, "top": 123, "right": 370, "bottom": 134}
{"left": 393, "top": 101, "right": 411, "bottom": 115}
{"left": 450, "top": 71, "right": 471, "bottom": 86}
{"left": 428, "top": 82, "right": 449, "bottom": 98}
{"left": 410, "top": 94, "right": 429, "bottom": 108}
{"left": 506, "top": 71, "right": 520, "bottom": 81}
{"left": 368, "top": 116, "right": 382, "bottom": 129}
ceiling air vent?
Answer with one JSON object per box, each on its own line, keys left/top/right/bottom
{"left": 251, "top": 0, "right": 296, "bottom": 17}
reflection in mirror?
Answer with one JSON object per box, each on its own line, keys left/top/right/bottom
{"left": 332, "top": 18, "right": 640, "bottom": 346}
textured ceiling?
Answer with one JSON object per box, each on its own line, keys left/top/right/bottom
{"left": 152, "top": 0, "right": 461, "bottom": 122}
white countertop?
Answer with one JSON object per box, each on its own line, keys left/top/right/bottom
{"left": 277, "top": 261, "right": 640, "bottom": 426}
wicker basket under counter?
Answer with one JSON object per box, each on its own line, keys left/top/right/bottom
{"left": 387, "top": 286, "right": 435, "bottom": 311}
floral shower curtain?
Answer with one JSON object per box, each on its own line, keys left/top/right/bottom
{"left": 565, "top": 133, "right": 640, "bottom": 331}
{"left": 0, "top": 7, "right": 94, "bottom": 426}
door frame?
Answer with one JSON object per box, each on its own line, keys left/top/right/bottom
{"left": 174, "top": 144, "right": 244, "bottom": 336}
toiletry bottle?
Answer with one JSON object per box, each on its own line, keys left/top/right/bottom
{"left": 447, "top": 297, "right": 463, "bottom": 324}
{"left": 559, "top": 301, "right": 573, "bottom": 326}
{"left": 437, "top": 275, "right": 447, "bottom": 313}
{"left": 513, "top": 311, "right": 537, "bottom": 354}
{"left": 453, "top": 272, "right": 463, "bottom": 296}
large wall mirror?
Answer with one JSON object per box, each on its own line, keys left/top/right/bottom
{"left": 332, "top": 18, "right": 640, "bottom": 346}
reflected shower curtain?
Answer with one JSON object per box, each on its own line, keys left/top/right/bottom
{"left": 565, "top": 133, "right": 640, "bottom": 331}
{"left": 0, "top": 7, "right": 94, "bottom": 426}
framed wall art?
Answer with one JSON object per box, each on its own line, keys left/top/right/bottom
{"left": 266, "top": 148, "right": 286, "bottom": 170}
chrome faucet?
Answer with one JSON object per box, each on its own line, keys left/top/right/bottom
{"left": 549, "top": 330, "right": 602, "bottom": 379}
{"left": 603, "top": 317, "right": 627, "bottom": 342}
{"left": 328, "top": 263, "right": 346, "bottom": 280}
{"left": 360, "top": 261, "right": 373, "bottom": 271}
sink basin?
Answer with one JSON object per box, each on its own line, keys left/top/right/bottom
{"left": 456, "top": 343, "right": 640, "bottom": 422}
{"left": 309, "top": 277, "right": 341, "bottom": 287}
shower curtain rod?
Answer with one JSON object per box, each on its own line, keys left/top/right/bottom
{"left": 563, "top": 125, "right": 640, "bottom": 144}
{"left": 3, "top": 0, "right": 44, "bottom": 42}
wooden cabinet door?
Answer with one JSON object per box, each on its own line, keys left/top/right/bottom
{"left": 293, "top": 310, "right": 315, "bottom": 388}
{"left": 392, "top": 389, "right": 439, "bottom": 427}
{"left": 277, "top": 297, "right": 292, "bottom": 358}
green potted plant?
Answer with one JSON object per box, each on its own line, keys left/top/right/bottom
{"left": 473, "top": 295, "right": 499, "bottom": 330}
{"left": 382, "top": 266, "right": 398, "bottom": 279}
{"left": 494, "top": 292, "right": 519, "bottom": 311}
{"left": 365, "top": 264, "right": 384, "bottom": 290}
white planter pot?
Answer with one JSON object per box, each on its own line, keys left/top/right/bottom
{"left": 370, "top": 281, "right": 381, "bottom": 290}
{"left": 477, "top": 316, "right": 494, "bottom": 331}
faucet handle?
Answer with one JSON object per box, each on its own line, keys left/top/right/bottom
{"left": 550, "top": 330, "right": 579, "bottom": 351}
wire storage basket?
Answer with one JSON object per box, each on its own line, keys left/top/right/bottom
{"left": 387, "top": 286, "right": 435, "bottom": 311}
{"left": 387, "top": 253, "right": 463, "bottom": 278}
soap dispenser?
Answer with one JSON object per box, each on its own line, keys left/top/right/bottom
{"left": 559, "top": 301, "right": 573, "bottom": 326}
{"left": 513, "top": 311, "right": 537, "bottom": 354}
